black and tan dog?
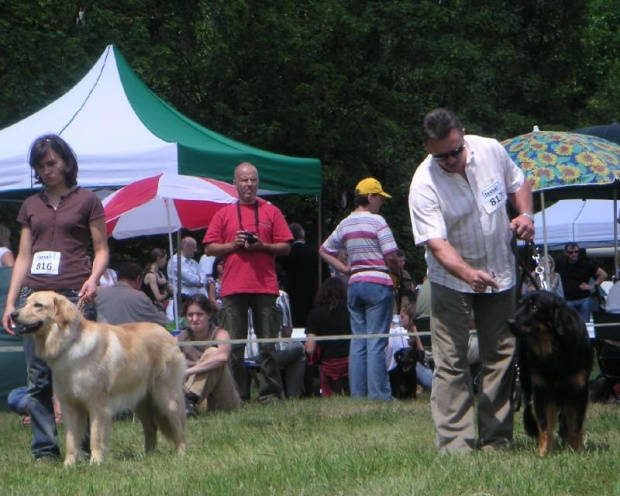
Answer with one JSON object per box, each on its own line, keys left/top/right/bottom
{"left": 508, "top": 291, "right": 593, "bottom": 456}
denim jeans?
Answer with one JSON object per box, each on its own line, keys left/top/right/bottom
{"left": 19, "top": 288, "right": 96, "bottom": 459}
{"left": 566, "top": 297, "right": 593, "bottom": 324}
{"left": 347, "top": 282, "right": 394, "bottom": 401}
{"left": 8, "top": 386, "right": 29, "bottom": 415}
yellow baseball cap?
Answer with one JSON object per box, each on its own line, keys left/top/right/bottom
{"left": 354, "top": 178, "right": 392, "bottom": 198}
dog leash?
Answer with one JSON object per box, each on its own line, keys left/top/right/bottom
{"left": 512, "top": 232, "right": 543, "bottom": 292}
{"left": 530, "top": 243, "right": 548, "bottom": 291}
{"left": 76, "top": 296, "right": 88, "bottom": 316}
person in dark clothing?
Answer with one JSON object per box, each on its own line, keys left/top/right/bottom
{"left": 555, "top": 242, "right": 607, "bottom": 323}
{"left": 278, "top": 222, "right": 329, "bottom": 327}
{"left": 305, "top": 278, "right": 351, "bottom": 397}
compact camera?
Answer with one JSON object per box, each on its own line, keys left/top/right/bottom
{"left": 245, "top": 231, "right": 258, "bottom": 244}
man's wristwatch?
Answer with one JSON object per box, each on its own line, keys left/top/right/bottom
{"left": 519, "top": 212, "right": 535, "bottom": 222}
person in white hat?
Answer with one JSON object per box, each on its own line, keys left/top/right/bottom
{"left": 320, "top": 177, "right": 400, "bottom": 401}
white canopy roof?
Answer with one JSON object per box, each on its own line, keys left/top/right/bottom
{"left": 534, "top": 199, "right": 620, "bottom": 248}
{"left": 0, "top": 46, "right": 177, "bottom": 194}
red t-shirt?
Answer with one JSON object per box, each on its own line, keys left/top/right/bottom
{"left": 204, "top": 199, "right": 293, "bottom": 296}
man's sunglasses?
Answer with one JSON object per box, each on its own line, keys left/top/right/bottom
{"left": 566, "top": 249, "right": 579, "bottom": 254}
{"left": 432, "top": 144, "right": 466, "bottom": 162}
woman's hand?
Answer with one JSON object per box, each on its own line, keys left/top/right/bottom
{"left": 2, "top": 304, "right": 16, "bottom": 335}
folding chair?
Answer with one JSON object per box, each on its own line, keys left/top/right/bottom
{"left": 592, "top": 312, "right": 620, "bottom": 400}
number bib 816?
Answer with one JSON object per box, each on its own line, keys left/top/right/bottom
{"left": 31, "top": 251, "right": 61, "bottom": 275}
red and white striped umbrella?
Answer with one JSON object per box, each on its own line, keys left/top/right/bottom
{"left": 103, "top": 173, "right": 238, "bottom": 239}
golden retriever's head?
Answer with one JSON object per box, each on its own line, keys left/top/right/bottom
{"left": 11, "top": 291, "right": 80, "bottom": 336}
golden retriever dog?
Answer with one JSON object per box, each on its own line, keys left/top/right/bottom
{"left": 11, "top": 291, "right": 186, "bottom": 466}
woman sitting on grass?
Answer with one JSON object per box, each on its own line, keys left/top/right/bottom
{"left": 177, "top": 294, "right": 241, "bottom": 415}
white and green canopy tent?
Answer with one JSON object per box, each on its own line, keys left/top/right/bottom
{"left": 0, "top": 44, "right": 321, "bottom": 199}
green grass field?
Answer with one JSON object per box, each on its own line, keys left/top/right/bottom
{"left": 0, "top": 395, "right": 619, "bottom": 495}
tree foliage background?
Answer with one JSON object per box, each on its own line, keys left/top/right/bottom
{"left": 0, "top": 0, "right": 619, "bottom": 281}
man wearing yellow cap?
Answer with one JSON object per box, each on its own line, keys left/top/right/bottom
{"left": 320, "top": 177, "right": 400, "bottom": 401}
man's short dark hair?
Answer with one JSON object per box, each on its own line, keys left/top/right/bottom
{"left": 117, "top": 262, "right": 143, "bottom": 281}
{"left": 565, "top": 242, "right": 579, "bottom": 251}
{"left": 289, "top": 222, "right": 305, "bottom": 241}
{"left": 422, "top": 108, "right": 462, "bottom": 141}
{"left": 353, "top": 195, "right": 370, "bottom": 207}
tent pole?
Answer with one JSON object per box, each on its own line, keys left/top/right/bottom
{"left": 176, "top": 230, "right": 182, "bottom": 326}
{"left": 615, "top": 190, "right": 618, "bottom": 281}
{"left": 317, "top": 196, "right": 323, "bottom": 281}
{"left": 167, "top": 230, "right": 178, "bottom": 331}
{"left": 165, "top": 198, "right": 180, "bottom": 332}
{"left": 541, "top": 191, "right": 551, "bottom": 289}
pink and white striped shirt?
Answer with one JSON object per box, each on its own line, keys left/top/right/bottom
{"left": 321, "top": 211, "right": 398, "bottom": 286}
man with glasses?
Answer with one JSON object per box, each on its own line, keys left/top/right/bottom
{"left": 556, "top": 242, "right": 607, "bottom": 323}
{"left": 408, "top": 108, "right": 534, "bottom": 454}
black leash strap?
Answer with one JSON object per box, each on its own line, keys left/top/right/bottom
{"left": 512, "top": 232, "right": 542, "bottom": 293}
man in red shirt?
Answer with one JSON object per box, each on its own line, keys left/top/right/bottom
{"left": 204, "top": 163, "right": 293, "bottom": 402}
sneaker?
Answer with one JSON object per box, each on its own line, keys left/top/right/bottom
{"left": 184, "top": 392, "right": 200, "bottom": 418}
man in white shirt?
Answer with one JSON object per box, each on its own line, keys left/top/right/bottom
{"left": 168, "top": 237, "right": 207, "bottom": 301}
{"left": 409, "top": 108, "right": 534, "bottom": 454}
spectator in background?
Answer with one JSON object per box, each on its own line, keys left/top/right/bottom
{"left": 273, "top": 269, "right": 305, "bottom": 398}
{"left": 0, "top": 224, "right": 15, "bottom": 267}
{"left": 98, "top": 267, "right": 117, "bottom": 287}
{"left": 320, "top": 177, "right": 399, "bottom": 401}
{"left": 199, "top": 251, "right": 216, "bottom": 285}
{"left": 206, "top": 257, "right": 224, "bottom": 312}
{"left": 143, "top": 248, "right": 172, "bottom": 310}
{"left": 524, "top": 255, "right": 564, "bottom": 297}
{"left": 96, "top": 262, "right": 169, "bottom": 326}
{"left": 305, "top": 278, "right": 351, "bottom": 397}
{"left": 415, "top": 276, "right": 431, "bottom": 319}
{"left": 168, "top": 237, "right": 207, "bottom": 302}
{"left": 8, "top": 386, "right": 62, "bottom": 426}
{"left": 391, "top": 249, "right": 415, "bottom": 313}
{"left": 555, "top": 242, "right": 607, "bottom": 323}
{"left": 330, "top": 250, "right": 350, "bottom": 284}
{"left": 178, "top": 295, "right": 241, "bottom": 415}
{"left": 278, "top": 222, "right": 329, "bottom": 327}
{"left": 397, "top": 302, "right": 433, "bottom": 391}
{"left": 204, "top": 162, "right": 293, "bottom": 403}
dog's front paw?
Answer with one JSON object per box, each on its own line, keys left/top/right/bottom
{"left": 89, "top": 454, "right": 105, "bottom": 465}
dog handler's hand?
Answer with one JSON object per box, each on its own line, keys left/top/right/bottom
{"left": 79, "top": 279, "right": 98, "bottom": 303}
{"left": 510, "top": 214, "right": 535, "bottom": 242}
{"left": 468, "top": 269, "right": 499, "bottom": 293}
{"left": 2, "top": 305, "right": 16, "bottom": 335}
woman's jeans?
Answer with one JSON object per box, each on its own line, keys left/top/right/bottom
{"left": 347, "top": 282, "right": 394, "bottom": 401}
{"left": 19, "top": 288, "right": 96, "bottom": 460}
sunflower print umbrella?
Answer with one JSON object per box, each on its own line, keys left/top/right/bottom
{"left": 501, "top": 131, "right": 620, "bottom": 192}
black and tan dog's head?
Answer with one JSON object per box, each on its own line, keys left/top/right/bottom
{"left": 508, "top": 290, "right": 579, "bottom": 341}
{"left": 11, "top": 291, "right": 81, "bottom": 336}
{"left": 508, "top": 291, "right": 561, "bottom": 338}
